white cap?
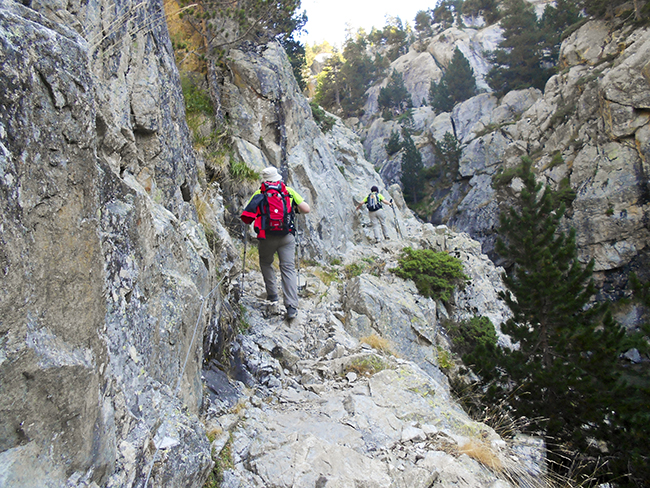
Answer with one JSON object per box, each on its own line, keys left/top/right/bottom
{"left": 261, "top": 166, "right": 282, "bottom": 182}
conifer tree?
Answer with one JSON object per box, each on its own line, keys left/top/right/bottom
{"left": 472, "top": 157, "right": 627, "bottom": 477}
{"left": 414, "top": 10, "right": 433, "bottom": 41}
{"left": 400, "top": 128, "right": 424, "bottom": 204}
{"left": 378, "top": 70, "right": 412, "bottom": 118}
{"left": 486, "top": 0, "right": 550, "bottom": 95}
{"left": 429, "top": 48, "right": 476, "bottom": 113}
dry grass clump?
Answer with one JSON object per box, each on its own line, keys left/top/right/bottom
{"left": 459, "top": 439, "right": 503, "bottom": 470}
{"left": 360, "top": 334, "right": 393, "bottom": 354}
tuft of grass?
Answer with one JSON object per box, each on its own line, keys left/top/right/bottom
{"left": 312, "top": 267, "right": 339, "bottom": 286}
{"left": 229, "top": 159, "right": 259, "bottom": 182}
{"left": 344, "top": 354, "right": 390, "bottom": 377}
{"left": 238, "top": 304, "right": 250, "bottom": 334}
{"left": 343, "top": 262, "right": 365, "bottom": 279}
{"left": 360, "top": 334, "right": 393, "bottom": 354}
{"left": 459, "top": 439, "right": 503, "bottom": 470}
{"left": 204, "top": 434, "right": 234, "bottom": 487}
{"left": 242, "top": 244, "right": 259, "bottom": 272}
{"left": 492, "top": 166, "right": 519, "bottom": 188}
{"left": 206, "top": 426, "right": 223, "bottom": 444}
{"left": 547, "top": 151, "right": 564, "bottom": 170}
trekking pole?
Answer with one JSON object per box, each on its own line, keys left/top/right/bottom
{"left": 295, "top": 213, "right": 303, "bottom": 294}
{"left": 390, "top": 199, "right": 403, "bottom": 239}
{"left": 241, "top": 221, "right": 247, "bottom": 294}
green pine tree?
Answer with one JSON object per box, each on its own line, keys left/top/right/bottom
{"left": 461, "top": 0, "right": 500, "bottom": 24}
{"left": 384, "top": 130, "right": 402, "bottom": 156}
{"left": 428, "top": 78, "right": 453, "bottom": 113}
{"left": 378, "top": 70, "right": 413, "bottom": 118}
{"left": 429, "top": 48, "right": 476, "bottom": 113}
{"left": 471, "top": 157, "right": 627, "bottom": 479}
{"left": 400, "top": 129, "right": 424, "bottom": 204}
{"left": 486, "top": 0, "right": 551, "bottom": 95}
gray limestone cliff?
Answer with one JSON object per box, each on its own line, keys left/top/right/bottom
{"left": 361, "top": 19, "right": 650, "bottom": 304}
{"left": 0, "top": 0, "right": 234, "bottom": 485}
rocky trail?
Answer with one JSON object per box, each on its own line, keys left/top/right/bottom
{"left": 201, "top": 234, "right": 546, "bottom": 488}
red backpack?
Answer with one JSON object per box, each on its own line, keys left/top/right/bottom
{"left": 260, "top": 181, "right": 295, "bottom": 234}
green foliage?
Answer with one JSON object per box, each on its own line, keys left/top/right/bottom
{"left": 447, "top": 316, "right": 498, "bottom": 359}
{"left": 579, "top": 0, "right": 647, "bottom": 22}
{"left": 309, "top": 102, "right": 336, "bottom": 133}
{"left": 414, "top": 10, "right": 433, "bottom": 40}
{"left": 204, "top": 434, "right": 234, "bottom": 487}
{"left": 391, "top": 247, "right": 469, "bottom": 302}
{"left": 486, "top": 0, "right": 552, "bottom": 95}
{"left": 491, "top": 166, "right": 519, "bottom": 188}
{"left": 470, "top": 156, "right": 634, "bottom": 484}
{"left": 430, "top": 48, "right": 477, "bottom": 114}
{"left": 432, "top": 0, "right": 463, "bottom": 27}
{"left": 343, "top": 262, "right": 365, "bottom": 279}
{"left": 229, "top": 160, "right": 259, "bottom": 182}
{"left": 179, "top": 0, "right": 307, "bottom": 52}
{"left": 384, "top": 130, "right": 402, "bottom": 156}
{"left": 435, "top": 132, "right": 462, "bottom": 168}
{"left": 378, "top": 70, "right": 413, "bottom": 117}
{"left": 367, "top": 16, "right": 409, "bottom": 61}
{"left": 181, "top": 75, "right": 214, "bottom": 115}
{"left": 281, "top": 36, "right": 307, "bottom": 90}
{"left": 315, "top": 35, "right": 384, "bottom": 117}
{"left": 344, "top": 354, "right": 391, "bottom": 377}
{"left": 428, "top": 78, "right": 453, "bottom": 113}
{"left": 400, "top": 129, "right": 424, "bottom": 204}
{"left": 555, "top": 176, "right": 576, "bottom": 208}
{"left": 461, "top": 0, "right": 500, "bottom": 24}
{"left": 436, "top": 346, "right": 455, "bottom": 370}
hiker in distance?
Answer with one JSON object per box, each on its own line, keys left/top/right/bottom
{"left": 241, "top": 167, "right": 310, "bottom": 320}
{"left": 355, "top": 185, "right": 393, "bottom": 243}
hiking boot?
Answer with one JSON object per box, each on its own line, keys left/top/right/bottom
{"left": 286, "top": 306, "right": 297, "bottom": 320}
{"left": 267, "top": 294, "right": 278, "bottom": 303}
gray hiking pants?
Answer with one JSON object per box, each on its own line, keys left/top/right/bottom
{"left": 258, "top": 233, "right": 298, "bottom": 309}
{"left": 369, "top": 209, "right": 390, "bottom": 241}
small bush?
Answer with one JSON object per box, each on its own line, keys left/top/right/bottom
{"left": 310, "top": 102, "right": 336, "bottom": 133}
{"left": 391, "top": 247, "right": 469, "bottom": 302}
{"left": 446, "top": 316, "right": 497, "bottom": 358}
{"left": 181, "top": 75, "right": 213, "bottom": 116}
{"left": 229, "top": 159, "right": 259, "bottom": 182}
{"left": 343, "top": 262, "right": 365, "bottom": 279}
{"left": 492, "top": 166, "right": 519, "bottom": 188}
{"left": 344, "top": 354, "right": 390, "bottom": 377}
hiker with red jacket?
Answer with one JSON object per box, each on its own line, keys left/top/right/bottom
{"left": 355, "top": 185, "right": 393, "bottom": 243}
{"left": 241, "top": 167, "right": 310, "bottom": 320}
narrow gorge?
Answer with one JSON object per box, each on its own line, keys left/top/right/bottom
{"left": 0, "top": 0, "right": 648, "bottom": 487}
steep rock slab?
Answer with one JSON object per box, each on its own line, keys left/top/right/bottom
{"left": 0, "top": 0, "right": 219, "bottom": 486}
{"left": 0, "top": 3, "right": 110, "bottom": 484}
{"left": 219, "top": 42, "right": 415, "bottom": 258}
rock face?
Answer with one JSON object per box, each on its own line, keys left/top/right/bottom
{"left": 362, "top": 19, "right": 650, "bottom": 293}
{"left": 220, "top": 41, "right": 416, "bottom": 258}
{"left": 0, "top": 0, "right": 231, "bottom": 485}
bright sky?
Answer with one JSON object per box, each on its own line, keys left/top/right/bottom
{"left": 298, "top": 0, "right": 434, "bottom": 48}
